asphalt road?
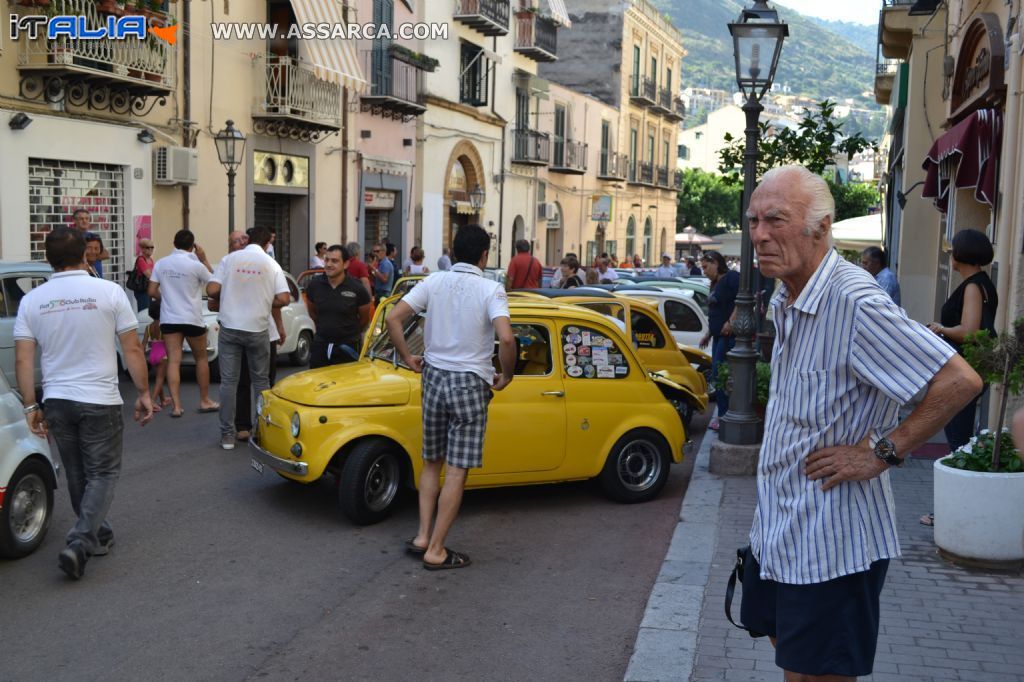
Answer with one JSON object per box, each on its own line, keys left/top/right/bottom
{"left": 0, "top": 367, "right": 705, "bottom": 681}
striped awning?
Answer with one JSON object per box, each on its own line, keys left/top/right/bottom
{"left": 289, "top": 0, "right": 367, "bottom": 92}
{"left": 545, "top": 0, "right": 572, "bottom": 28}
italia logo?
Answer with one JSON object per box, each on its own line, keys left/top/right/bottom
{"left": 9, "top": 15, "right": 178, "bottom": 44}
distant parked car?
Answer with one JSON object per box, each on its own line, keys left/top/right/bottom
{"left": 0, "top": 368, "right": 58, "bottom": 558}
{"left": 613, "top": 289, "right": 710, "bottom": 348}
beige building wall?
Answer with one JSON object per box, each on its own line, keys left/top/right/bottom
{"left": 677, "top": 105, "right": 746, "bottom": 174}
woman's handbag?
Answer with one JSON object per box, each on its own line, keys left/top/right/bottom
{"left": 725, "top": 545, "right": 765, "bottom": 637}
{"left": 148, "top": 340, "right": 167, "bottom": 366}
{"left": 126, "top": 266, "right": 149, "bottom": 293}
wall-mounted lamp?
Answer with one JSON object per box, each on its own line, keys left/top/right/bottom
{"left": 9, "top": 112, "right": 32, "bottom": 130}
{"left": 137, "top": 129, "right": 156, "bottom": 144}
{"left": 896, "top": 180, "right": 925, "bottom": 209}
{"left": 469, "top": 184, "right": 485, "bottom": 210}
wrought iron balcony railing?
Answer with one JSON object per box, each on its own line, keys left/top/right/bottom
{"left": 634, "top": 161, "right": 654, "bottom": 185}
{"left": 656, "top": 165, "right": 670, "bottom": 188}
{"left": 514, "top": 12, "right": 558, "bottom": 62}
{"left": 673, "top": 169, "right": 684, "bottom": 190}
{"left": 360, "top": 48, "right": 427, "bottom": 120}
{"left": 254, "top": 55, "right": 341, "bottom": 137}
{"left": 598, "top": 150, "right": 628, "bottom": 180}
{"left": 453, "top": 0, "right": 510, "bottom": 36}
{"left": 629, "top": 75, "right": 656, "bottom": 106}
{"left": 512, "top": 128, "right": 550, "bottom": 165}
{"left": 551, "top": 139, "right": 588, "bottom": 174}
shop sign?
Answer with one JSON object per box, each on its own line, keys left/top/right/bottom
{"left": 591, "top": 195, "right": 612, "bottom": 221}
{"left": 364, "top": 190, "right": 396, "bottom": 210}
{"left": 948, "top": 13, "right": 1006, "bottom": 124}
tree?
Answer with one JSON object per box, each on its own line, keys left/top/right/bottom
{"left": 829, "top": 180, "right": 880, "bottom": 222}
{"left": 676, "top": 168, "right": 742, "bottom": 236}
{"left": 718, "top": 100, "right": 876, "bottom": 183}
{"left": 962, "top": 320, "right": 1024, "bottom": 472}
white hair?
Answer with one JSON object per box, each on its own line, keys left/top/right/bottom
{"left": 761, "top": 165, "right": 835, "bottom": 242}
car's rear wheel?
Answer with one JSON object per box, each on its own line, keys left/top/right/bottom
{"left": 599, "top": 429, "right": 670, "bottom": 503}
{"left": 290, "top": 330, "right": 313, "bottom": 366}
{"left": 338, "top": 439, "right": 403, "bottom": 525}
{"left": 0, "top": 459, "right": 54, "bottom": 559}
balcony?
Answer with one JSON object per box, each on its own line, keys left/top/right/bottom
{"left": 879, "top": 0, "right": 930, "bottom": 60}
{"left": 652, "top": 87, "right": 673, "bottom": 116}
{"left": 360, "top": 49, "right": 427, "bottom": 121}
{"left": 453, "top": 0, "right": 510, "bottom": 37}
{"left": 874, "top": 54, "right": 899, "bottom": 105}
{"left": 656, "top": 165, "right": 670, "bottom": 188}
{"left": 598, "top": 150, "right": 628, "bottom": 180}
{"left": 665, "top": 96, "right": 686, "bottom": 122}
{"left": 629, "top": 161, "right": 654, "bottom": 186}
{"left": 15, "top": 0, "right": 173, "bottom": 115}
{"left": 629, "top": 76, "right": 657, "bottom": 107}
{"left": 514, "top": 12, "right": 558, "bottom": 62}
{"left": 673, "top": 169, "right": 684, "bottom": 190}
{"left": 550, "top": 140, "right": 588, "bottom": 174}
{"left": 512, "top": 128, "right": 550, "bottom": 165}
{"left": 253, "top": 55, "right": 341, "bottom": 141}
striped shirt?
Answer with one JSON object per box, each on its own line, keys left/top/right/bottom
{"left": 750, "top": 249, "right": 954, "bottom": 584}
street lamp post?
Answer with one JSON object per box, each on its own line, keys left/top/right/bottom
{"left": 469, "top": 183, "right": 485, "bottom": 211}
{"left": 719, "top": 1, "right": 787, "bottom": 446}
{"left": 214, "top": 120, "right": 246, "bottom": 234}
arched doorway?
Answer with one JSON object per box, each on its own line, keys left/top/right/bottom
{"left": 444, "top": 143, "right": 485, "bottom": 250}
{"left": 626, "top": 216, "right": 636, "bottom": 261}
{"left": 643, "top": 217, "right": 653, "bottom": 266}
{"left": 545, "top": 202, "right": 563, "bottom": 266}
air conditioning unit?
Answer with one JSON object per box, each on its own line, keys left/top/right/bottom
{"left": 544, "top": 202, "right": 558, "bottom": 221}
{"left": 153, "top": 146, "right": 199, "bottom": 185}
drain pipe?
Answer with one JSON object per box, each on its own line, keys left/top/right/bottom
{"left": 181, "top": 0, "right": 191, "bottom": 230}
{"left": 492, "top": 36, "right": 506, "bottom": 266}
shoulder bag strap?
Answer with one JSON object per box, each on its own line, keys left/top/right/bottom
{"left": 725, "top": 546, "right": 750, "bottom": 631}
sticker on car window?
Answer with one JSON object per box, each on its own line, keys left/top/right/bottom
{"left": 564, "top": 325, "right": 629, "bottom": 379}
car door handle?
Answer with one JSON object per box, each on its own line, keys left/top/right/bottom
{"left": 541, "top": 391, "right": 565, "bottom": 397}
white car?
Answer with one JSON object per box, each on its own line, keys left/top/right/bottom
{"left": 131, "top": 270, "right": 316, "bottom": 377}
{"left": 0, "top": 367, "right": 58, "bottom": 558}
{"left": 0, "top": 261, "right": 53, "bottom": 388}
{"left": 612, "top": 288, "right": 710, "bottom": 348}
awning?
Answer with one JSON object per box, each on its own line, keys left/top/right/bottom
{"left": 290, "top": 0, "right": 367, "bottom": 92}
{"left": 545, "top": 0, "right": 572, "bottom": 28}
{"left": 830, "top": 213, "right": 883, "bottom": 250}
{"left": 922, "top": 109, "right": 1002, "bottom": 213}
{"left": 453, "top": 201, "right": 478, "bottom": 215}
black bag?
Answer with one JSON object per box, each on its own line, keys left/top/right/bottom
{"left": 126, "top": 266, "right": 148, "bottom": 293}
{"left": 725, "top": 545, "right": 765, "bottom": 637}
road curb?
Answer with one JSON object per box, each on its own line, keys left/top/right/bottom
{"left": 625, "top": 426, "right": 724, "bottom": 682}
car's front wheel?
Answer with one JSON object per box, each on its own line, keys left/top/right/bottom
{"left": 599, "top": 429, "right": 670, "bottom": 503}
{"left": 290, "top": 330, "right": 312, "bottom": 366}
{"left": 0, "top": 459, "right": 54, "bottom": 559}
{"left": 338, "top": 439, "right": 403, "bottom": 525}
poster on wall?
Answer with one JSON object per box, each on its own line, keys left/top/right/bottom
{"left": 133, "top": 215, "right": 152, "bottom": 257}
{"left": 591, "top": 195, "right": 612, "bottom": 222}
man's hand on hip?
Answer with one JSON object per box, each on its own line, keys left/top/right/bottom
{"left": 805, "top": 440, "right": 886, "bottom": 491}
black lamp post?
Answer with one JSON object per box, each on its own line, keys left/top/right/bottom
{"left": 720, "top": 1, "right": 787, "bottom": 446}
{"left": 214, "top": 120, "right": 246, "bottom": 234}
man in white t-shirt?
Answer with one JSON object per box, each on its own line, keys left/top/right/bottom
{"left": 385, "top": 224, "right": 515, "bottom": 571}
{"left": 207, "top": 225, "right": 290, "bottom": 450}
{"left": 596, "top": 257, "right": 619, "bottom": 283}
{"left": 14, "top": 228, "right": 153, "bottom": 580}
{"left": 148, "top": 229, "right": 217, "bottom": 417}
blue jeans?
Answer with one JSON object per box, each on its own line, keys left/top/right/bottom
{"left": 44, "top": 399, "right": 123, "bottom": 556}
{"left": 712, "top": 334, "right": 736, "bottom": 417}
{"left": 218, "top": 327, "right": 271, "bottom": 437}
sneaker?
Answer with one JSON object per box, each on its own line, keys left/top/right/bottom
{"left": 58, "top": 544, "right": 87, "bottom": 580}
{"left": 93, "top": 535, "right": 115, "bottom": 557}
{"left": 220, "top": 434, "right": 236, "bottom": 450}
{"left": 236, "top": 430, "right": 251, "bottom": 441}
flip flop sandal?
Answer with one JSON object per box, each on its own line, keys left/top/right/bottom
{"left": 404, "top": 538, "right": 427, "bottom": 556}
{"left": 196, "top": 406, "right": 220, "bottom": 413}
{"left": 920, "top": 513, "right": 934, "bottom": 527}
{"left": 423, "top": 549, "right": 471, "bottom": 571}
{"left": 170, "top": 409, "right": 184, "bottom": 418}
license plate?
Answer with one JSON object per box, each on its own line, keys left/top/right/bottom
{"left": 250, "top": 458, "right": 264, "bottom": 475}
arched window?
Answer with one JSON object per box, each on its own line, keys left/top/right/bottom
{"left": 643, "top": 218, "right": 653, "bottom": 266}
{"left": 625, "top": 217, "right": 636, "bottom": 261}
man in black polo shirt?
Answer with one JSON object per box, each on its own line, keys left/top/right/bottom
{"left": 306, "top": 244, "right": 372, "bottom": 368}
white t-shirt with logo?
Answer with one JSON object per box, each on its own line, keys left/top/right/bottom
{"left": 13, "top": 270, "right": 139, "bottom": 405}
{"left": 401, "top": 263, "right": 510, "bottom": 383}
{"left": 150, "top": 249, "right": 211, "bottom": 326}
{"left": 210, "top": 244, "right": 289, "bottom": 333}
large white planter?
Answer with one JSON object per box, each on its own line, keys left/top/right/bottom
{"left": 933, "top": 457, "right": 1024, "bottom": 564}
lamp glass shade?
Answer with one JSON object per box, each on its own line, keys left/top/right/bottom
{"left": 469, "top": 184, "right": 485, "bottom": 210}
{"left": 214, "top": 120, "right": 246, "bottom": 169}
{"left": 729, "top": 7, "right": 787, "bottom": 101}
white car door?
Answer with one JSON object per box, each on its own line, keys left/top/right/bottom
{"left": 0, "top": 274, "right": 49, "bottom": 386}
{"left": 661, "top": 296, "right": 708, "bottom": 347}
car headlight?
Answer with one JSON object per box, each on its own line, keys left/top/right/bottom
{"left": 291, "top": 412, "right": 301, "bottom": 438}
{"left": 256, "top": 393, "right": 265, "bottom": 417}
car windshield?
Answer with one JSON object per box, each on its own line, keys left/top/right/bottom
{"left": 367, "top": 313, "right": 425, "bottom": 368}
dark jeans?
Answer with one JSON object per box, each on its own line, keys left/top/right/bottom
{"left": 235, "top": 343, "right": 278, "bottom": 433}
{"left": 133, "top": 290, "right": 150, "bottom": 313}
{"left": 712, "top": 334, "right": 736, "bottom": 417}
{"left": 944, "top": 388, "right": 985, "bottom": 451}
{"left": 310, "top": 337, "right": 360, "bottom": 369}
{"left": 44, "top": 399, "right": 123, "bottom": 557}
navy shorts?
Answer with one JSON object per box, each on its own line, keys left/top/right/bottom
{"left": 739, "top": 548, "right": 889, "bottom": 677}
{"left": 160, "top": 323, "right": 207, "bottom": 339}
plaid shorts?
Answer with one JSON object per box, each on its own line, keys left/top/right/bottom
{"left": 421, "top": 363, "right": 493, "bottom": 469}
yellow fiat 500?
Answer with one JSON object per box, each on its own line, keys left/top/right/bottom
{"left": 250, "top": 301, "right": 689, "bottom": 524}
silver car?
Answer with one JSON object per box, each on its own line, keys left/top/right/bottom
{"left": 0, "top": 261, "right": 53, "bottom": 388}
{"left": 0, "top": 368, "right": 58, "bottom": 558}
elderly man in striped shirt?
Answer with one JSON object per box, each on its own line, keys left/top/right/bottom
{"left": 738, "top": 166, "right": 982, "bottom": 681}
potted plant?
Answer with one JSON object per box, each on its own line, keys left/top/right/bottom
{"left": 933, "top": 318, "right": 1024, "bottom": 566}
{"left": 714, "top": 360, "right": 771, "bottom": 416}
{"left": 389, "top": 44, "right": 439, "bottom": 72}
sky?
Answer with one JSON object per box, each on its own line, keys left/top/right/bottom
{"left": 774, "top": 0, "right": 880, "bottom": 26}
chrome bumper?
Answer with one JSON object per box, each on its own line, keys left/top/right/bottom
{"left": 249, "top": 438, "right": 309, "bottom": 476}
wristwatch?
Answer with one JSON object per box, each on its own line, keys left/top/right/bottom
{"left": 872, "top": 433, "right": 903, "bottom": 467}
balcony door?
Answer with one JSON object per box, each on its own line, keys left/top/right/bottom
{"left": 553, "top": 104, "right": 566, "bottom": 167}
{"left": 600, "top": 120, "right": 610, "bottom": 175}
{"left": 267, "top": 1, "right": 298, "bottom": 109}
{"left": 372, "top": 0, "right": 394, "bottom": 96}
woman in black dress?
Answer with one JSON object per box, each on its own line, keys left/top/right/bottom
{"left": 921, "top": 230, "right": 996, "bottom": 525}
{"left": 559, "top": 256, "right": 583, "bottom": 289}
